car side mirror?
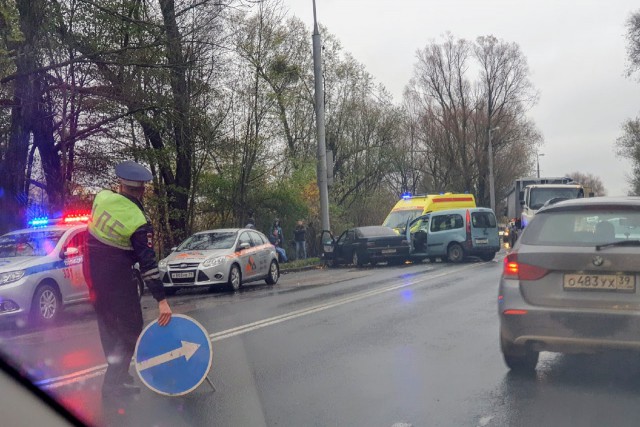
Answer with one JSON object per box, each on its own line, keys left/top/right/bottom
{"left": 519, "top": 200, "right": 525, "bottom": 206}
{"left": 61, "top": 247, "right": 80, "bottom": 259}
{"left": 170, "top": 246, "right": 177, "bottom": 252}
{"left": 239, "top": 242, "right": 250, "bottom": 250}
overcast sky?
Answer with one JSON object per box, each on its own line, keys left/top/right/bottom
{"left": 281, "top": 0, "right": 640, "bottom": 196}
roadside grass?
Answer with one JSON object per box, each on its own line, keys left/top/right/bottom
{"left": 280, "top": 257, "right": 322, "bottom": 271}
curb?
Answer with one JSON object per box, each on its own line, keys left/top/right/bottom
{"left": 280, "top": 262, "right": 325, "bottom": 274}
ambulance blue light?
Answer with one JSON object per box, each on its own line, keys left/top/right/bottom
{"left": 401, "top": 192, "right": 412, "bottom": 200}
{"left": 28, "top": 217, "right": 50, "bottom": 227}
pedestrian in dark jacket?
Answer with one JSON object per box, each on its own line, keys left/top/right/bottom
{"left": 294, "top": 220, "right": 307, "bottom": 260}
{"left": 271, "top": 218, "right": 284, "bottom": 248}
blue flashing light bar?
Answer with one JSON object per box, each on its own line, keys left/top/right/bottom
{"left": 28, "top": 217, "right": 50, "bottom": 227}
{"left": 401, "top": 192, "right": 412, "bottom": 200}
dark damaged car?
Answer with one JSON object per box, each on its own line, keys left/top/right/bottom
{"left": 321, "top": 226, "right": 410, "bottom": 267}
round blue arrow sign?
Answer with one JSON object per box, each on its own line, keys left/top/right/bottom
{"left": 134, "top": 314, "right": 213, "bottom": 396}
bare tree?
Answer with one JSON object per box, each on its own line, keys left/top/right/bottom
{"left": 566, "top": 171, "right": 607, "bottom": 196}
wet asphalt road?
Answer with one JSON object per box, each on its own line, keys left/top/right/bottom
{"left": 4, "top": 255, "right": 640, "bottom": 426}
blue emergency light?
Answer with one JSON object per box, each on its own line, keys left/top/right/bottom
{"left": 401, "top": 192, "right": 412, "bottom": 200}
{"left": 28, "top": 217, "right": 50, "bottom": 227}
{"left": 27, "top": 212, "right": 91, "bottom": 228}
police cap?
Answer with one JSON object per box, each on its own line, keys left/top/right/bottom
{"left": 115, "top": 160, "right": 153, "bottom": 187}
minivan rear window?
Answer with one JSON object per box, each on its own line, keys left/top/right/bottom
{"left": 521, "top": 208, "right": 640, "bottom": 246}
{"left": 471, "top": 212, "right": 497, "bottom": 228}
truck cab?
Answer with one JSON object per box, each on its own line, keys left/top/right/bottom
{"left": 520, "top": 184, "right": 585, "bottom": 228}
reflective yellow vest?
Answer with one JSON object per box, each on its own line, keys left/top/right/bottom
{"left": 88, "top": 190, "right": 148, "bottom": 250}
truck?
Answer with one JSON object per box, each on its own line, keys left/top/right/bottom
{"left": 503, "top": 177, "right": 589, "bottom": 245}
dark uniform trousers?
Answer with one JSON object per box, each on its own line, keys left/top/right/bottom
{"left": 86, "top": 236, "right": 143, "bottom": 387}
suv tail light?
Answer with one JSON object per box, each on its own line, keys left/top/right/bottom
{"left": 503, "top": 253, "right": 549, "bottom": 280}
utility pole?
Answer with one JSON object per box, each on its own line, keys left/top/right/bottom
{"left": 312, "top": 0, "right": 330, "bottom": 231}
{"left": 488, "top": 127, "right": 499, "bottom": 212}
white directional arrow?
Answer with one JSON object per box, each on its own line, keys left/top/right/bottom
{"left": 136, "top": 341, "right": 201, "bottom": 371}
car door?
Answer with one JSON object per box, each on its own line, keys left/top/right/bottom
{"left": 59, "top": 230, "right": 89, "bottom": 302}
{"left": 320, "top": 230, "right": 336, "bottom": 262}
{"left": 470, "top": 210, "right": 500, "bottom": 249}
{"left": 427, "top": 213, "right": 464, "bottom": 256}
{"left": 333, "top": 231, "right": 350, "bottom": 264}
{"left": 249, "top": 231, "right": 269, "bottom": 277}
{"left": 237, "top": 231, "right": 257, "bottom": 280}
{"left": 406, "top": 215, "right": 431, "bottom": 256}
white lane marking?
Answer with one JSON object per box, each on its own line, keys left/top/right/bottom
{"left": 38, "top": 262, "right": 488, "bottom": 389}
{"left": 391, "top": 423, "right": 413, "bottom": 427}
{"left": 136, "top": 340, "right": 200, "bottom": 371}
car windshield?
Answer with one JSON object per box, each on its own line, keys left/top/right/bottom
{"left": 0, "top": 231, "right": 65, "bottom": 257}
{"left": 529, "top": 187, "right": 582, "bottom": 209}
{"left": 356, "top": 226, "right": 397, "bottom": 238}
{"left": 521, "top": 208, "right": 640, "bottom": 246}
{"left": 382, "top": 209, "right": 422, "bottom": 229}
{"left": 176, "top": 232, "right": 237, "bottom": 251}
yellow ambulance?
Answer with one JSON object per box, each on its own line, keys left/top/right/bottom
{"left": 382, "top": 192, "right": 477, "bottom": 232}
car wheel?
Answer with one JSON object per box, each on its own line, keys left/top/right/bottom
{"left": 446, "top": 243, "right": 465, "bottom": 263}
{"left": 228, "top": 264, "right": 242, "bottom": 291}
{"left": 31, "top": 282, "right": 62, "bottom": 325}
{"left": 352, "top": 251, "right": 363, "bottom": 267}
{"left": 265, "top": 260, "right": 279, "bottom": 285}
{"left": 134, "top": 271, "right": 145, "bottom": 300}
{"left": 480, "top": 252, "right": 496, "bottom": 262}
{"left": 429, "top": 257, "right": 437, "bottom": 263}
{"left": 501, "top": 336, "right": 539, "bottom": 372}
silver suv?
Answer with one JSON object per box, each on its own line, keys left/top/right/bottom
{"left": 499, "top": 196, "right": 640, "bottom": 371}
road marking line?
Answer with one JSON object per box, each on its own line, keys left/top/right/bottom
{"left": 37, "top": 262, "right": 487, "bottom": 389}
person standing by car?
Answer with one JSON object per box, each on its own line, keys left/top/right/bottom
{"left": 84, "top": 160, "right": 172, "bottom": 397}
{"left": 294, "top": 220, "right": 307, "bottom": 260}
{"left": 271, "top": 218, "right": 284, "bottom": 248}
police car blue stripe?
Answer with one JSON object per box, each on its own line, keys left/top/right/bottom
{"left": 24, "top": 260, "right": 67, "bottom": 276}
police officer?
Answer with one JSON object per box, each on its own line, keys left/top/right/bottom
{"left": 85, "top": 160, "right": 172, "bottom": 397}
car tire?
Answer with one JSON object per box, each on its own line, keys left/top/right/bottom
{"left": 429, "top": 257, "right": 437, "bottom": 263}
{"left": 446, "top": 243, "right": 465, "bottom": 263}
{"left": 352, "top": 251, "right": 363, "bottom": 267}
{"left": 228, "top": 264, "right": 242, "bottom": 291}
{"left": 501, "top": 336, "right": 539, "bottom": 372}
{"left": 134, "top": 271, "right": 145, "bottom": 300}
{"left": 31, "top": 282, "right": 62, "bottom": 326}
{"left": 480, "top": 252, "right": 496, "bottom": 262}
{"left": 265, "top": 260, "right": 279, "bottom": 285}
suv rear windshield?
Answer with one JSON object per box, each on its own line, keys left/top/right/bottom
{"left": 521, "top": 207, "right": 640, "bottom": 246}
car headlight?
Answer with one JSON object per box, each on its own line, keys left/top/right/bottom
{"left": 203, "top": 256, "right": 225, "bottom": 268}
{"left": 158, "top": 259, "right": 168, "bottom": 269}
{"left": 0, "top": 270, "right": 25, "bottom": 285}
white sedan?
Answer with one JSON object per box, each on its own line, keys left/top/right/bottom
{"left": 158, "top": 228, "right": 280, "bottom": 294}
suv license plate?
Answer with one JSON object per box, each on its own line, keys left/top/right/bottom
{"left": 563, "top": 274, "right": 635, "bottom": 291}
{"left": 475, "top": 238, "right": 488, "bottom": 244}
{"left": 171, "top": 272, "right": 195, "bottom": 279}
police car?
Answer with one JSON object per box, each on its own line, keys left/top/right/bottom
{"left": 0, "top": 214, "right": 147, "bottom": 327}
{"left": 0, "top": 214, "right": 94, "bottom": 326}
